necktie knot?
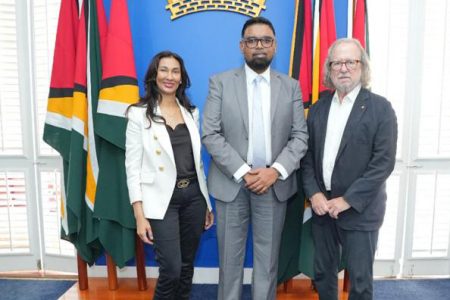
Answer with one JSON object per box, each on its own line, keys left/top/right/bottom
{"left": 254, "top": 75, "right": 263, "bottom": 86}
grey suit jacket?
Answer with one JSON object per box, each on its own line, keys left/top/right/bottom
{"left": 202, "top": 67, "right": 308, "bottom": 202}
{"left": 302, "top": 88, "right": 398, "bottom": 231}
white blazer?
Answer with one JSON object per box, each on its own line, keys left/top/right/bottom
{"left": 125, "top": 102, "right": 212, "bottom": 220}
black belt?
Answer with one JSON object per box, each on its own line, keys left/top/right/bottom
{"left": 175, "top": 176, "right": 198, "bottom": 189}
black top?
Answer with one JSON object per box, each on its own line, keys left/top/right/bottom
{"left": 165, "top": 123, "right": 196, "bottom": 179}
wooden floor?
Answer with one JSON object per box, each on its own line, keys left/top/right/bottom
{"left": 61, "top": 278, "right": 349, "bottom": 299}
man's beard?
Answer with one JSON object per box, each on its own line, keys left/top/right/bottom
{"left": 246, "top": 56, "right": 272, "bottom": 73}
{"left": 334, "top": 82, "right": 357, "bottom": 95}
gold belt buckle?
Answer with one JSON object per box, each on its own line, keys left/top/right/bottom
{"left": 177, "top": 179, "right": 190, "bottom": 189}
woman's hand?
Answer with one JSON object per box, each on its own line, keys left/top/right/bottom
{"left": 133, "top": 202, "right": 153, "bottom": 244}
{"left": 136, "top": 216, "right": 154, "bottom": 244}
{"left": 204, "top": 210, "right": 214, "bottom": 230}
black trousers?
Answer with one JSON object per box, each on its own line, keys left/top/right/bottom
{"left": 312, "top": 215, "right": 379, "bottom": 300}
{"left": 149, "top": 181, "right": 206, "bottom": 300}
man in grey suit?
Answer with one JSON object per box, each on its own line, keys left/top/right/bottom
{"left": 202, "top": 17, "right": 308, "bottom": 300}
{"left": 302, "top": 38, "right": 398, "bottom": 300}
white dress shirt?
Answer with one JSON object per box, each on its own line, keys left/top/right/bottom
{"left": 322, "top": 85, "right": 361, "bottom": 190}
{"left": 233, "top": 64, "right": 288, "bottom": 181}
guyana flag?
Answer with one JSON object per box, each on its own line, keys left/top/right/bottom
{"left": 43, "top": 0, "right": 78, "bottom": 162}
{"left": 289, "top": 0, "right": 313, "bottom": 109}
{"left": 278, "top": 0, "right": 369, "bottom": 283}
{"left": 63, "top": 0, "right": 109, "bottom": 264}
{"left": 353, "top": 0, "right": 369, "bottom": 50}
{"left": 93, "top": 0, "right": 139, "bottom": 268}
{"left": 43, "top": 0, "right": 83, "bottom": 254}
{"left": 278, "top": 0, "right": 318, "bottom": 283}
{"left": 43, "top": 0, "right": 106, "bottom": 264}
{"left": 42, "top": 0, "right": 78, "bottom": 238}
{"left": 312, "top": 0, "right": 337, "bottom": 101}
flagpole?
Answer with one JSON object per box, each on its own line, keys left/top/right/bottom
{"left": 135, "top": 235, "right": 148, "bottom": 291}
{"left": 106, "top": 253, "right": 118, "bottom": 290}
{"left": 344, "top": 270, "right": 350, "bottom": 292}
{"left": 77, "top": 254, "right": 89, "bottom": 290}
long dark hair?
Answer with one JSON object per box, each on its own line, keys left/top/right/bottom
{"left": 127, "top": 51, "right": 194, "bottom": 126}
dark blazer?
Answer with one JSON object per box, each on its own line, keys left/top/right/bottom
{"left": 302, "top": 88, "right": 398, "bottom": 231}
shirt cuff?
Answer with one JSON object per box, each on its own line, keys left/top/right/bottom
{"left": 233, "top": 164, "right": 251, "bottom": 183}
{"left": 271, "top": 162, "right": 288, "bottom": 180}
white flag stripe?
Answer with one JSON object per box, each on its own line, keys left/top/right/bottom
{"left": 313, "top": 0, "right": 320, "bottom": 54}
{"left": 85, "top": 3, "right": 99, "bottom": 211}
{"left": 72, "top": 116, "right": 88, "bottom": 151}
{"left": 303, "top": 207, "right": 312, "bottom": 223}
{"left": 347, "top": 0, "right": 354, "bottom": 37}
{"left": 97, "top": 98, "right": 129, "bottom": 118}
{"left": 60, "top": 176, "right": 69, "bottom": 235}
{"left": 85, "top": 195, "right": 94, "bottom": 211}
{"left": 45, "top": 112, "right": 72, "bottom": 131}
{"left": 71, "top": 116, "right": 84, "bottom": 136}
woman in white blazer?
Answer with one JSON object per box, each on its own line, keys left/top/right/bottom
{"left": 125, "top": 51, "right": 213, "bottom": 300}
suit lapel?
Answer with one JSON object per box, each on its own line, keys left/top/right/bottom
{"left": 318, "top": 95, "right": 333, "bottom": 169}
{"left": 335, "top": 88, "right": 369, "bottom": 161}
{"left": 270, "top": 71, "right": 281, "bottom": 123}
{"left": 234, "top": 68, "right": 249, "bottom": 135}
{"left": 153, "top": 106, "right": 175, "bottom": 166}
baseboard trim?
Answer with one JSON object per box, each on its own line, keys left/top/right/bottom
{"left": 87, "top": 266, "right": 254, "bottom": 284}
{"left": 86, "top": 267, "right": 319, "bottom": 283}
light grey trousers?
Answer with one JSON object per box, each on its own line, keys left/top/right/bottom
{"left": 216, "top": 186, "right": 287, "bottom": 300}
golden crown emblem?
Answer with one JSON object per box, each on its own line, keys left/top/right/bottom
{"left": 166, "top": 0, "right": 266, "bottom": 20}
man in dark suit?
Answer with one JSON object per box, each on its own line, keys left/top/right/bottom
{"left": 302, "top": 38, "right": 398, "bottom": 300}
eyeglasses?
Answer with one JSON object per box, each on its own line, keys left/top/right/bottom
{"left": 242, "top": 37, "right": 275, "bottom": 49}
{"left": 329, "top": 60, "right": 361, "bottom": 71}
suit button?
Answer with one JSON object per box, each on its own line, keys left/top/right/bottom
{"left": 159, "top": 166, "right": 164, "bottom": 172}
{"left": 155, "top": 149, "right": 161, "bottom": 155}
{"left": 153, "top": 135, "right": 158, "bottom": 140}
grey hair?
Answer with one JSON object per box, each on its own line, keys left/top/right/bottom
{"left": 323, "top": 38, "right": 371, "bottom": 89}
